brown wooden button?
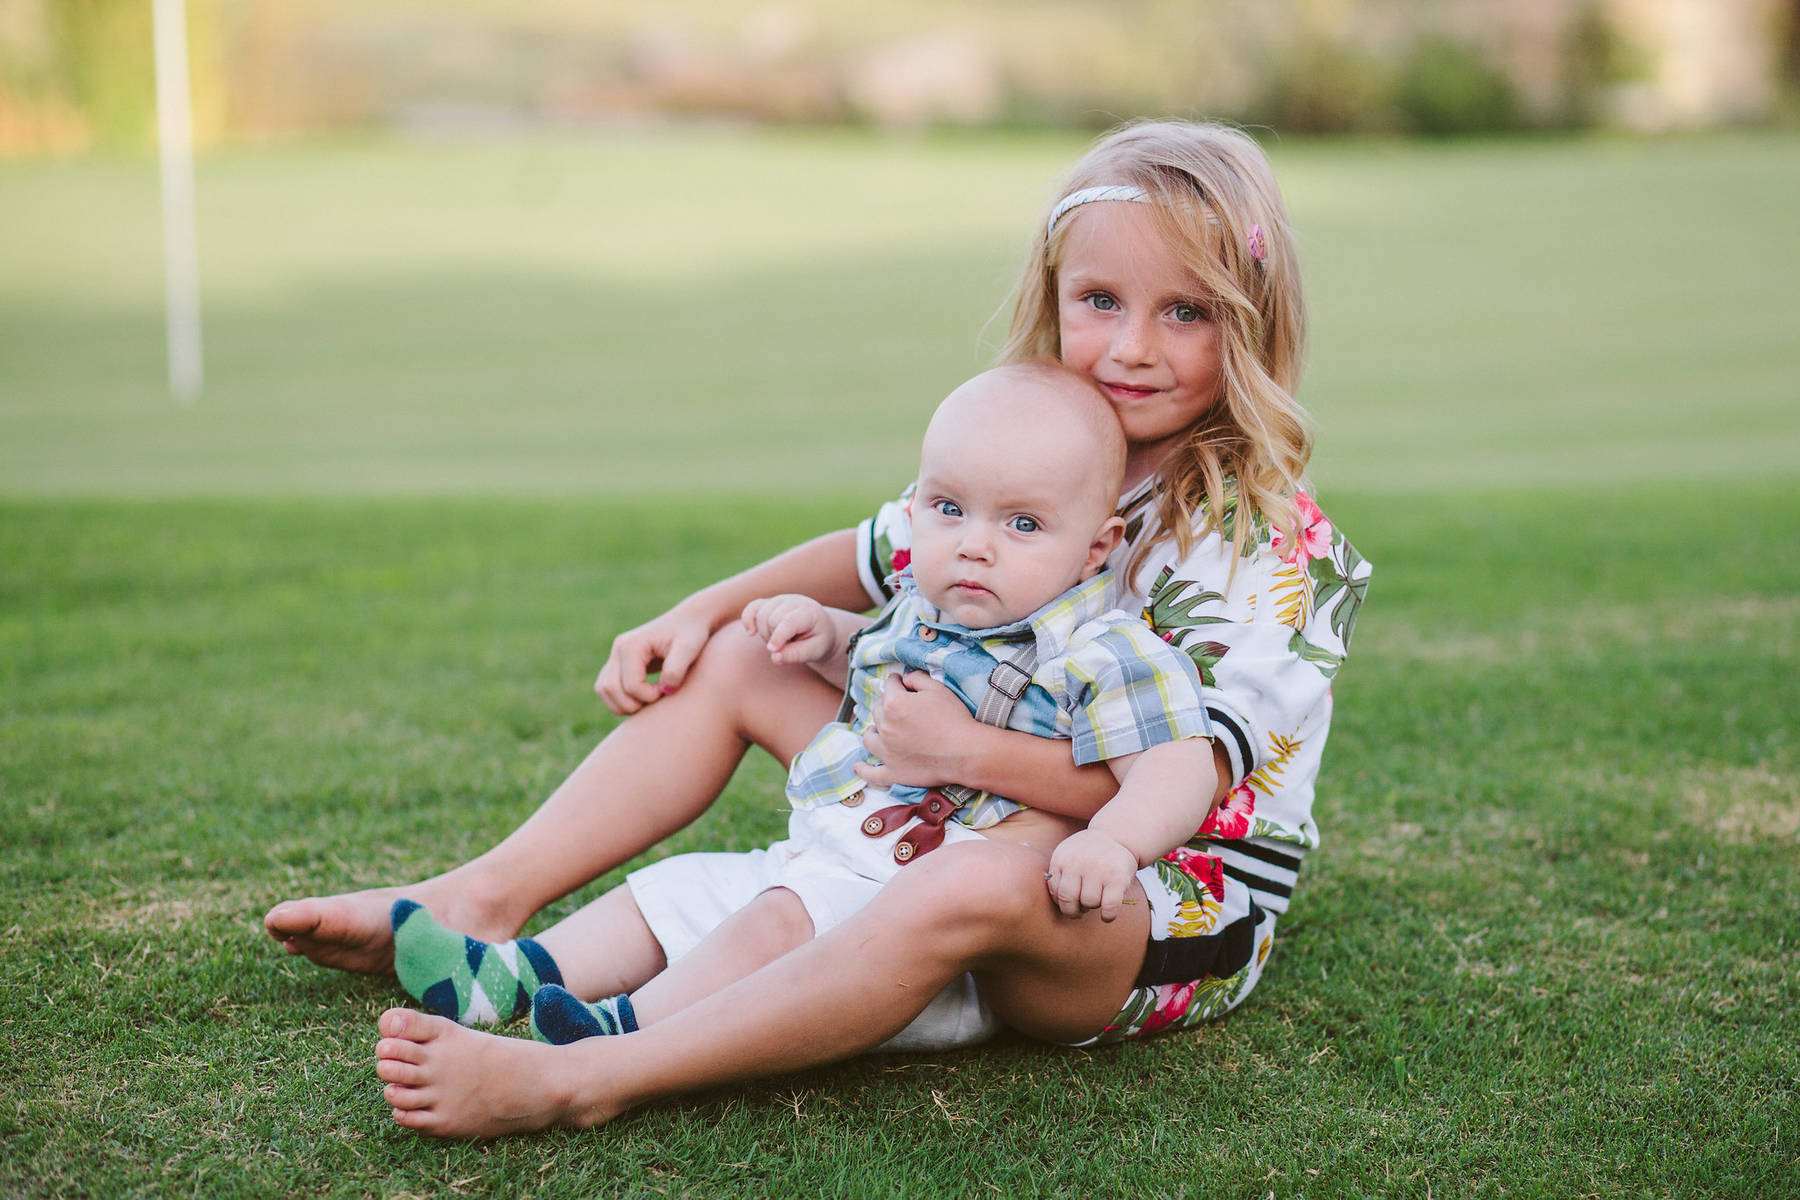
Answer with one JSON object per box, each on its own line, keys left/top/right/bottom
{"left": 918, "top": 626, "right": 938, "bottom": 642}
{"left": 842, "top": 789, "right": 865, "bottom": 808}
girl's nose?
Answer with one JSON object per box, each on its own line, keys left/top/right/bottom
{"left": 1111, "top": 315, "right": 1156, "bottom": 366}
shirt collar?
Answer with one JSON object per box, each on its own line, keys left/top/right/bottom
{"left": 900, "top": 567, "right": 1120, "bottom": 661}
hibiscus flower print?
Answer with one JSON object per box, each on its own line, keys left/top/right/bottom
{"left": 1162, "top": 846, "right": 1226, "bottom": 900}
{"left": 1270, "top": 490, "right": 1333, "bottom": 565}
{"left": 1199, "top": 783, "right": 1256, "bottom": 841}
{"left": 1141, "top": 980, "right": 1199, "bottom": 1034}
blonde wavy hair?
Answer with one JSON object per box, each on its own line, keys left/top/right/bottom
{"left": 1000, "top": 120, "right": 1312, "bottom": 584}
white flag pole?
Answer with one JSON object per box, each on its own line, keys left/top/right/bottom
{"left": 151, "top": 0, "right": 203, "bottom": 403}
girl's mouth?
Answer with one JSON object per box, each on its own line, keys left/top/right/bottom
{"left": 1100, "top": 381, "right": 1160, "bottom": 401}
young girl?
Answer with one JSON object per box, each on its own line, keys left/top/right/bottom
{"left": 268, "top": 119, "right": 1368, "bottom": 1136}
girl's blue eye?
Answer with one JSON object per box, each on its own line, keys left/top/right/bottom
{"left": 1009, "top": 515, "right": 1040, "bottom": 534}
{"left": 1170, "top": 302, "right": 1206, "bottom": 324}
{"left": 1088, "top": 293, "right": 1118, "bottom": 312}
{"left": 934, "top": 499, "right": 963, "bottom": 518}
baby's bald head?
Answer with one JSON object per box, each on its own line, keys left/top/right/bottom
{"left": 910, "top": 362, "right": 1128, "bottom": 625}
{"left": 922, "top": 361, "right": 1126, "bottom": 531}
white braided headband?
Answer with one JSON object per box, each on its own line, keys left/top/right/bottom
{"left": 1046, "top": 185, "right": 1148, "bottom": 236}
{"left": 1046, "top": 182, "right": 1268, "bottom": 264}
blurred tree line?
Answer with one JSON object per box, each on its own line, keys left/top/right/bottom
{"left": 1, "top": 0, "right": 1791, "bottom": 155}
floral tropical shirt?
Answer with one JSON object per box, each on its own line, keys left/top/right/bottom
{"left": 856, "top": 476, "right": 1369, "bottom": 917}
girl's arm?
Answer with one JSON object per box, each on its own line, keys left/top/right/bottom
{"left": 597, "top": 529, "right": 870, "bottom": 714}
{"left": 854, "top": 673, "right": 1231, "bottom": 819}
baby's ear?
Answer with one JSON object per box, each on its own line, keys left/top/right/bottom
{"left": 1083, "top": 516, "right": 1127, "bottom": 577}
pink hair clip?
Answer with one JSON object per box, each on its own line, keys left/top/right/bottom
{"left": 1246, "top": 224, "right": 1268, "bottom": 263}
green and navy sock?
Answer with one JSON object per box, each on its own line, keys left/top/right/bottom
{"left": 530, "top": 984, "right": 637, "bottom": 1044}
{"left": 390, "top": 898, "right": 562, "bottom": 1026}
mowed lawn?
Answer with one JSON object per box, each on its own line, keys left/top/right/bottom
{"left": 2, "top": 130, "right": 1797, "bottom": 1198}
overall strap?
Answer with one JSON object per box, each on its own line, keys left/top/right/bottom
{"left": 938, "top": 638, "right": 1040, "bottom": 808}
{"left": 858, "top": 634, "right": 1043, "bottom": 863}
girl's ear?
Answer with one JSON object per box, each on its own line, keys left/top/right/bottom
{"left": 1083, "top": 516, "right": 1127, "bottom": 577}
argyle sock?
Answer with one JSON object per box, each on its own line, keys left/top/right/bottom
{"left": 390, "top": 898, "right": 562, "bottom": 1026}
{"left": 530, "top": 984, "right": 638, "bottom": 1044}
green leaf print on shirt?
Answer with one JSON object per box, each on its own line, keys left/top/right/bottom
{"left": 1308, "top": 537, "right": 1368, "bottom": 648}
{"left": 1287, "top": 628, "right": 1345, "bottom": 680}
{"left": 1142, "top": 566, "right": 1233, "bottom": 686}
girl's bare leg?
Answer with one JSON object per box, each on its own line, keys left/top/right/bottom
{"left": 374, "top": 841, "right": 1150, "bottom": 1137}
{"left": 265, "top": 627, "right": 840, "bottom": 974}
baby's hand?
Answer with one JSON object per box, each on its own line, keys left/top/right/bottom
{"left": 740, "top": 594, "right": 837, "bottom": 666}
{"left": 1045, "top": 830, "right": 1140, "bottom": 922}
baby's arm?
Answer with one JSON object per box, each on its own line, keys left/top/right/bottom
{"left": 1044, "top": 737, "right": 1218, "bottom": 921}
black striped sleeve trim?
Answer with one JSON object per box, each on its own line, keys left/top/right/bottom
{"left": 1223, "top": 864, "right": 1293, "bottom": 900}
{"left": 1207, "top": 707, "right": 1254, "bottom": 785}
{"left": 1215, "top": 838, "right": 1303, "bottom": 873}
{"left": 860, "top": 525, "right": 893, "bottom": 606}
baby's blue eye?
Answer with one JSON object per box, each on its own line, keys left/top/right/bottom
{"left": 934, "top": 499, "right": 963, "bottom": 518}
{"left": 1009, "top": 515, "right": 1040, "bottom": 534}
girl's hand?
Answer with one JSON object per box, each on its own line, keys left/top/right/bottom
{"left": 854, "top": 671, "right": 982, "bottom": 789}
{"left": 595, "top": 608, "right": 714, "bottom": 715}
{"left": 1044, "top": 829, "right": 1140, "bottom": 922}
{"left": 740, "top": 595, "right": 837, "bottom": 666}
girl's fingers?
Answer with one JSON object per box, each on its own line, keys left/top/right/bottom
{"left": 619, "top": 644, "right": 664, "bottom": 706}
{"left": 656, "top": 627, "right": 707, "bottom": 694}
{"left": 851, "top": 759, "right": 892, "bottom": 786}
{"left": 595, "top": 653, "right": 641, "bottom": 715}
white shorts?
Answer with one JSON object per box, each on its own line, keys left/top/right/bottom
{"left": 626, "top": 793, "right": 1000, "bottom": 1052}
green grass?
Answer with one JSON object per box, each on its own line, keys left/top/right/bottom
{"left": 2, "top": 129, "right": 1798, "bottom": 1196}
{"left": 2, "top": 487, "right": 1795, "bottom": 1197}
{"left": 2, "top": 130, "right": 1797, "bottom": 496}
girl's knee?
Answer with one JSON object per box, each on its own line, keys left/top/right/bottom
{"left": 888, "top": 842, "right": 1050, "bottom": 936}
{"left": 693, "top": 624, "right": 775, "bottom": 689}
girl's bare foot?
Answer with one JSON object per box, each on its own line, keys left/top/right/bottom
{"left": 264, "top": 877, "right": 516, "bottom": 975}
{"left": 375, "top": 1008, "right": 620, "bottom": 1138}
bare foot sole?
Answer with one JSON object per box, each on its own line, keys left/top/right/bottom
{"left": 376, "top": 1008, "right": 619, "bottom": 1137}
{"left": 264, "top": 882, "right": 515, "bottom": 976}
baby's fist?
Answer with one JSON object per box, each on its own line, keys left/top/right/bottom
{"left": 740, "top": 594, "right": 835, "bottom": 666}
{"left": 1045, "top": 830, "right": 1139, "bottom": 922}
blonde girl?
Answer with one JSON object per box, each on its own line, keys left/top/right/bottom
{"left": 266, "top": 120, "right": 1369, "bottom": 1136}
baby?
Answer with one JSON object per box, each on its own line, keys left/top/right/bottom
{"left": 390, "top": 361, "right": 1220, "bottom": 1047}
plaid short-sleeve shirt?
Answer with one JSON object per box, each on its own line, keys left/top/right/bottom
{"left": 785, "top": 567, "right": 1211, "bottom": 829}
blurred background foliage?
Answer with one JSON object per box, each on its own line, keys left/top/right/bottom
{"left": 1, "top": 0, "right": 1794, "bottom": 155}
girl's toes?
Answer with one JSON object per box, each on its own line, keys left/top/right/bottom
{"left": 384, "top": 1082, "right": 431, "bottom": 1110}
{"left": 378, "top": 1007, "right": 442, "bottom": 1040}
{"left": 377, "top": 1058, "right": 425, "bottom": 1086}
{"left": 376, "top": 1036, "right": 427, "bottom": 1065}
{"left": 393, "top": 1106, "right": 439, "bottom": 1132}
